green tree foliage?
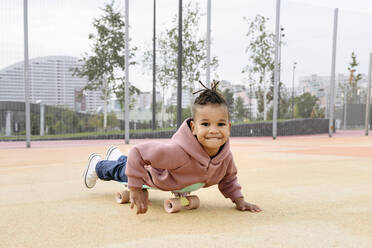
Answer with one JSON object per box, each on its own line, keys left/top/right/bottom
{"left": 310, "top": 104, "right": 325, "bottom": 118}
{"left": 45, "top": 106, "right": 78, "bottom": 134}
{"left": 243, "top": 15, "right": 286, "bottom": 120}
{"left": 114, "top": 81, "right": 141, "bottom": 110}
{"left": 246, "top": 84, "right": 256, "bottom": 120}
{"left": 267, "top": 84, "right": 291, "bottom": 119}
{"left": 234, "top": 96, "right": 247, "bottom": 122}
{"left": 43, "top": 106, "right": 120, "bottom": 134}
{"left": 143, "top": 1, "right": 219, "bottom": 109}
{"left": 242, "top": 15, "right": 274, "bottom": 119}
{"left": 294, "top": 92, "right": 321, "bottom": 118}
{"left": 73, "top": 1, "right": 139, "bottom": 111}
{"left": 165, "top": 105, "right": 191, "bottom": 127}
{"left": 278, "top": 88, "right": 292, "bottom": 119}
{"left": 221, "top": 88, "right": 234, "bottom": 115}
{"left": 347, "top": 52, "right": 362, "bottom": 104}
{"left": 30, "top": 112, "right": 39, "bottom": 135}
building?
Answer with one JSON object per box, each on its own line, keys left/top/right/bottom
{"left": 168, "top": 89, "right": 194, "bottom": 108}
{"left": 135, "top": 91, "right": 161, "bottom": 111}
{"left": 298, "top": 73, "right": 369, "bottom": 108}
{"left": 219, "top": 79, "right": 258, "bottom": 119}
{"left": 298, "top": 74, "right": 328, "bottom": 107}
{"left": 109, "top": 90, "right": 165, "bottom": 124}
{"left": 0, "top": 56, "right": 103, "bottom": 113}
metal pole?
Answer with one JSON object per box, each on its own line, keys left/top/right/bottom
{"left": 206, "top": 0, "right": 211, "bottom": 87}
{"left": 365, "top": 53, "right": 372, "bottom": 136}
{"left": 152, "top": 0, "right": 156, "bottom": 130}
{"left": 23, "top": 0, "right": 31, "bottom": 148}
{"left": 272, "top": 0, "right": 281, "bottom": 140}
{"left": 6, "top": 111, "right": 11, "bottom": 136}
{"left": 40, "top": 103, "right": 44, "bottom": 136}
{"left": 177, "top": 0, "right": 183, "bottom": 128}
{"left": 291, "top": 62, "right": 296, "bottom": 119}
{"left": 278, "top": 27, "right": 284, "bottom": 119}
{"left": 124, "top": 0, "right": 130, "bottom": 144}
{"left": 329, "top": 8, "right": 338, "bottom": 138}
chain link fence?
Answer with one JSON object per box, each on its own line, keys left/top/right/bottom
{"left": 0, "top": 0, "right": 371, "bottom": 141}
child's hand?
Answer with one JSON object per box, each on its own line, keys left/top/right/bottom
{"left": 129, "top": 188, "right": 150, "bottom": 214}
{"left": 234, "top": 197, "right": 262, "bottom": 212}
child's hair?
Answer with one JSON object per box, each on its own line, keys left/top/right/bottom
{"left": 192, "top": 80, "right": 228, "bottom": 119}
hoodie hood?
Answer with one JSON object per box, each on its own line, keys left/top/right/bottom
{"left": 171, "top": 118, "right": 231, "bottom": 167}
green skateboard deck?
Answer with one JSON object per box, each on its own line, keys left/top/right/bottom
{"left": 119, "top": 182, "right": 205, "bottom": 193}
{"left": 116, "top": 182, "right": 205, "bottom": 213}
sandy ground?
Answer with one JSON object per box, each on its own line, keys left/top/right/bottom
{"left": 1, "top": 131, "right": 372, "bottom": 248}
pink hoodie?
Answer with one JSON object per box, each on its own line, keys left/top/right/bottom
{"left": 126, "top": 119, "right": 243, "bottom": 202}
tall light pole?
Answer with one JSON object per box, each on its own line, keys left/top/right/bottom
{"left": 152, "top": 0, "right": 156, "bottom": 130}
{"left": 177, "top": 0, "right": 183, "bottom": 128}
{"left": 278, "top": 27, "right": 284, "bottom": 119}
{"left": 272, "top": 0, "right": 281, "bottom": 140}
{"left": 206, "top": 0, "right": 211, "bottom": 87}
{"left": 124, "top": 0, "right": 130, "bottom": 144}
{"left": 291, "top": 62, "right": 297, "bottom": 119}
{"left": 329, "top": 8, "right": 338, "bottom": 138}
{"left": 23, "top": 0, "right": 31, "bottom": 148}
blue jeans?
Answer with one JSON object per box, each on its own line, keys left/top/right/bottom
{"left": 96, "top": 155, "right": 128, "bottom": 182}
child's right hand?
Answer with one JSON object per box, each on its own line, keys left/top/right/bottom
{"left": 129, "top": 188, "right": 150, "bottom": 214}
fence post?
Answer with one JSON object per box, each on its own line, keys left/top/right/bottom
{"left": 5, "top": 111, "right": 11, "bottom": 136}
{"left": 124, "top": 0, "right": 130, "bottom": 144}
{"left": 365, "top": 53, "right": 372, "bottom": 136}
{"left": 40, "top": 104, "right": 45, "bottom": 136}
{"left": 23, "top": 0, "right": 31, "bottom": 147}
{"left": 328, "top": 8, "right": 338, "bottom": 137}
{"left": 273, "top": 0, "right": 281, "bottom": 140}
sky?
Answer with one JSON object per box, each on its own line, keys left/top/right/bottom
{"left": 0, "top": 0, "right": 372, "bottom": 93}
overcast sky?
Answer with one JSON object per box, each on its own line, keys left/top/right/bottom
{"left": 1, "top": 0, "right": 372, "bottom": 92}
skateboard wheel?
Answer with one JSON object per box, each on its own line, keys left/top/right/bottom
{"left": 164, "top": 198, "right": 181, "bottom": 213}
{"left": 184, "top": 195, "right": 200, "bottom": 210}
{"left": 116, "top": 190, "right": 130, "bottom": 204}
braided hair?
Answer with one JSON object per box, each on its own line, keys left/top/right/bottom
{"left": 192, "top": 80, "right": 228, "bottom": 119}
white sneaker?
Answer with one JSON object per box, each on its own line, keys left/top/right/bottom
{"left": 105, "top": 146, "right": 123, "bottom": 161}
{"left": 83, "top": 153, "right": 101, "bottom": 189}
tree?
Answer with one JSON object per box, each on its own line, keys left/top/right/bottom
{"left": 347, "top": 52, "right": 362, "bottom": 104}
{"left": 242, "top": 15, "right": 275, "bottom": 121}
{"left": 310, "top": 104, "right": 325, "bottom": 118}
{"left": 221, "top": 88, "right": 234, "bottom": 115}
{"left": 267, "top": 83, "right": 291, "bottom": 119}
{"left": 73, "top": 1, "right": 139, "bottom": 130}
{"left": 246, "top": 83, "right": 256, "bottom": 120}
{"left": 143, "top": 1, "right": 219, "bottom": 122}
{"left": 243, "top": 15, "right": 287, "bottom": 121}
{"left": 278, "top": 87, "right": 291, "bottom": 119}
{"left": 294, "top": 92, "right": 319, "bottom": 118}
{"left": 165, "top": 105, "right": 191, "bottom": 127}
{"left": 114, "top": 78, "right": 141, "bottom": 110}
{"left": 150, "top": 100, "right": 165, "bottom": 127}
{"left": 234, "top": 96, "right": 247, "bottom": 122}
{"left": 45, "top": 106, "right": 79, "bottom": 134}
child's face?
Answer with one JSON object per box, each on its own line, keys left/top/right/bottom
{"left": 190, "top": 104, "right": 231, "bottom": 157}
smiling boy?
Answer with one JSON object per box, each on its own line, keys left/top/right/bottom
{"left": 83, "top": 81, "right": 262, "bottom": 214}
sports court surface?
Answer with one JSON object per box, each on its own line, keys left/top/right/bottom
{"left": 1, "top": 130, "right": 372, "bottom": 248}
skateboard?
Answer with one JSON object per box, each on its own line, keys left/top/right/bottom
{"left": 115, "top": 182, "right": 205, "bottom": 213}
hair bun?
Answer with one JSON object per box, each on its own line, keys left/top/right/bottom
{"left": 193, "top": 80, "right": 220, "bottom": 95}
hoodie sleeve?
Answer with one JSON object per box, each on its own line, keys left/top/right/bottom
{"left": 218, "top": 156, "right": 243, "bottom": 202}
{"left": 126, "top": 142, "right": 188, "bottom": 188}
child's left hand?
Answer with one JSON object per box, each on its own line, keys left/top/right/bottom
{"left": 234, "top": 197, "right": 262, "bottom": 212}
